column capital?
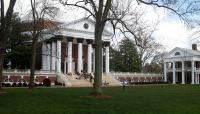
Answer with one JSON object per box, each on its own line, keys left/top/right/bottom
{"left": 104, "top": 41, "right": 110, "bottom": 47}
{"left": 77, "top": 38, "right": 84, "bottom": 43}
{"left": 46, "top": 40, "right": 52, "bottom": 44}
{"left": 86, "top": 39, "right": 93, "bottom": 44}
{"left": 55, "top": 35, "right": 63, "bottom": 41}
{"left": 67, "top": 37, "right": 73, "bottom": 42}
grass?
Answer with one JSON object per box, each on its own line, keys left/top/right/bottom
{"left": 1, "top": 85, "right": 200, "bottom": 114}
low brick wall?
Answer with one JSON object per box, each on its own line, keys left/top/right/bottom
{"left": 2, "top": 72, "right": 57, "bottom": 86}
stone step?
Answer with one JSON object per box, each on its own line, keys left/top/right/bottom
{"left": 65, "top": 74, "right": 121, "bottom": 87}
{"left": 67, "top": 75, "right": 92, "bottom": 87}
{"left": 102, "top": 74, "right": 121, "bottom": 86}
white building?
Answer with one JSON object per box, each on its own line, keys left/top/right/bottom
{"left": 29, "top": 18, "right": 112, "bottom": 74}
{"left": 163, "top": 44, "right": 200, "bottom": 84}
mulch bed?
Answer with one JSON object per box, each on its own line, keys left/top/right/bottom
{"left": 80, "top": 93, "right": 112, "bottom": 99}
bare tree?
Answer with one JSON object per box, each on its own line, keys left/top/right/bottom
{"left": 28, "top": 0, "right": 58, "bottom": 89}
{"left": 129, "top": 25, "right": 162, "bottom": 72}
{"left": 115, "top": 9, "right": 161, "bottom": 71}
{"left": 59, "top": 0, "right": 200, "bottom": 95}
{"left": 134, "top": 28, "right": 161, "bottom": 71}
{"left": 59, "top": 0, "right": 133, "bottom": 95}
{"left": 0, "top": 0, "right": 17, "bottom": 90}
{"left": 114, "top": 0, "right": 200, "bottom": 71}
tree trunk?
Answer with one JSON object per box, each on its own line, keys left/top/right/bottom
{"left": 0, "top": 52, "right": 4, "bottom": 90}
{"left": 0, "top": 0, "right": 17, "bottom": 90}
{"left": 29, "top": 39, "right": 37, "bottom": 89}
{"left": 92, "top": 22, "right": 104, "bottom": 95}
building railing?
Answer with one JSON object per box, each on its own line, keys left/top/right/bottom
{"left": 110, "top": 72, "right": 162, "bottom": 77}
{"left": 3, "top": 69, "right": 56, "bottom": 75}
{"left": 167, "top": 67, "right": 192, "bottom": 71}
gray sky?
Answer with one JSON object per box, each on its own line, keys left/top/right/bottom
{"left": 3, "top": 0, "right": 198, "bottom": 51}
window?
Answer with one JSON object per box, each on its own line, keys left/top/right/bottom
{"left": 17, "top": 79, "right": 27, "bottom": 84}
{"left": 175, "top": 52, "right": 180, "bottom": 56}
{"left": 4, "top": 78, "right": 13, "bottom": 83}
{"left": 83, "top": 23, "right": 89, "bottom": 29}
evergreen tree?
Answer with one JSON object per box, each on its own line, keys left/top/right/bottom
{"left": 4, "top": 14, "right": 32, "bottom": 69}
{"left": 110, "top": 38, "right": 141, "bottom": 72}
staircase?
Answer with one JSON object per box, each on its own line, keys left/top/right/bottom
{"left": 56, "top": 73, "right": 121, "bottom": 87}
{"left": 67, "top": 74, "right": 93, "bottom": 87}
{"left": 102, "top": 74, "right": 121, "bottom": 86}
{"left": 56, "top": 73, "right": 71, "bottom": 86}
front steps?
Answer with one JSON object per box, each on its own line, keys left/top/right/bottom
{"left": 67, "top": 75, "right": 93, "bottom": 87}
{"left": 102, "top": 74, "right": 121, "bottom": 86}
{"left": 58, "top": 73, "right": 121, "bottom": 87}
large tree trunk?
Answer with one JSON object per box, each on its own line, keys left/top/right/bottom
{"left": 92, "top": 22, "right": 104, "bottom": 95}
{"left": 0, "top": 0, "right": 17, "bottom": 90}
{"left": 0, "top": 52, "right": 4, "bottom": 90}
{"left": 29, "top": 39, "right": 37, "bottom": 89}
{"left": 0, "top": 30, "right": 5, "bottom": 90}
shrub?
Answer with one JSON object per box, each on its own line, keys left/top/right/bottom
{"left": 18, "top": 83, "right": 23, "bottom": 87}
{"left": 34, "top": 83, "right": 39, "bottom": 87}
{"left": 39, "top": 83, "right": 43, "bottom": 87}
{"left": 23, "top": 83, "right": 28, "bottom": 87}
{"left": 4, "top": 83, "right": 11, "bottom": 87}
{"left": 43, "top": 79, "right": 51, "bottom": 87}
{"left": 12, "top": 83, "right": 17, "bottom": 87}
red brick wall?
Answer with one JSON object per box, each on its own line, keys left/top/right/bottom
{"left": 2, "top": 74, "right": 56, "bottom": 84}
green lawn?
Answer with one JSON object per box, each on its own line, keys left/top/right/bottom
{"left": 1, "top": 85, "right": 200, "bottom": 114}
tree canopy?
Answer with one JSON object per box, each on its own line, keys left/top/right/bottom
{"left": 110, "top": 38, "right": 141, "bottom": 72}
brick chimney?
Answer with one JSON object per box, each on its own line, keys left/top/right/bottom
{"left": 192, "top": 44, "right": 197, "bottom": 50}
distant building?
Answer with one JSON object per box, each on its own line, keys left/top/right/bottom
{"left": 163, "top": 44, "right": 200, "bottom": 84}
{"left": 2, "top": 18, "right": 112, "bottom": 86}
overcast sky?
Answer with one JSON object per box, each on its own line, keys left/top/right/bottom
{"left": 3, "top": 0, "right": 199, "bottom": 51}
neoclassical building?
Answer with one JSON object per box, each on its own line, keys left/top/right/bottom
{"left": 163, "top": 44, "right": 200, "bottom": 84}
{"left": 1, "top": 18, "right": 114, "bottom": 87}
{"left": 37, "top": 18, "right": 112, "bottom": 74}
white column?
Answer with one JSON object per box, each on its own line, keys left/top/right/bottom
{"left": 164, "top": 62, "right": 167, "bottom": 82}
{"left": 42, "top": 42, "right": 47, "bottom": 70}
{"left": 93, "top": 49, "right": 95, "bottom": 73}
{"left": 105, "top": 46, "right": 109, "bottom": 74}
{"left": 195, "top": 74, "right": 197, "bottom": 84}
{"left": 182, "top": 61, "right": 185, "bottom": 84}
{"left": 77, "top": 42, "right": 83, "bottom": 73}
{"left": 102, "top": 48, "right": 104, "bottom": 73}
{"left": 46, "top": 43, "right": 51, "bottom": 71}
{"left": 51, "top": 42, "right": 56, "bottom": 71}
{"left": 191, "top": 61, "right": 195, "bottom": 84}
{"left": 64, "top": 58, "right": 67, "bottom": 74}
{"left": 56, "top": 40, "right": 61, "bottom": 73}
{"left": 67, "top": 41, "right": 72, "bottom": 73}
{"left": 173, "top": 61, "right": 176, "bottom": 84}
{"left": 198, "top": 74, "right": 199, "bottom": 84}
{"left": 87, "top": 44, "right": 92, "bottom": 73}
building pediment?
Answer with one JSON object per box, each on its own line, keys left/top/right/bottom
{"left": 164, "top": 47, "right": 200, "bottom": 59}
{"left": 61, "top": 18, "right": 112, "bottom": 36}
{"left": 47, "top": 18, "right": 113, "bottom": 41}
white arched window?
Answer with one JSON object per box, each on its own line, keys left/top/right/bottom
{"left": 17, "top": 78, "right": 27, "bottom": 84}
{"left": 34, "top": 78, "right": 39, "bottom": 84}
{"left": 175, "top": 52, "right": 181, "bottom": 56}
{"left": 4, "top": 78, "right": 13, "bottom": 84}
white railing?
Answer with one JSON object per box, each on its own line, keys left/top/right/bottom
{"left": 110, "top": 72, "right": 162, "bottom": 77}
{"left": 3, "top": 69, "right": 56, "bottom": 75}
{"left": 167, "top": 67, "right": 192, "bottom": 71}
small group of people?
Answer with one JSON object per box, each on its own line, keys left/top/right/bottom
{"left": 75, "top": 70, "right": 94, "bottom": 83}
{"left": 103, "top": 80, "right": 109, "bottom": 86}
